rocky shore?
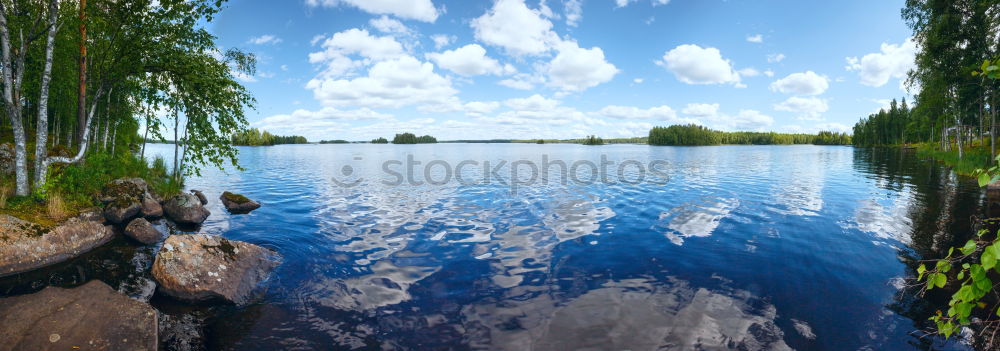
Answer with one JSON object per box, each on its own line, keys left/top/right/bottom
{"left": 0, "top": 179, "right": 277, "bottom": 349}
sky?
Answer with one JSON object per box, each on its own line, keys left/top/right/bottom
{"left": 205, "top": 0, "right": 916, "bottom": 141}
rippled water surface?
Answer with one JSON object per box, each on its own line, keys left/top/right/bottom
{"left": 1, "top": 144, "right": 990, "bottom": 350}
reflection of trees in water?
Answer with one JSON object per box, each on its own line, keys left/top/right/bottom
{"left": 853, "top": 148, "right": 985, "bottom": 349}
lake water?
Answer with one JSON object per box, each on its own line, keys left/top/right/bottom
{"left": 0, "top": 143, "right": 989, "bottom": 350}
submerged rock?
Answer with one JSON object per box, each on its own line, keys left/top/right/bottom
{"left": 190, "top": 189, "right": 209, "bottom": 205}
{"left": 0, "top": 215, "right": 113, "bottom": 277}
{"left": 0, "top": 280, "right": 158, "bottom": 351}
{"left": 220, "top": 191, "right": 261, "bottom": 214}
{"left": 152, "top": 234, "right": 281, "bottom": 305}
{"left": 125, "top": 217, "right": 166, "bottom": 245}
{"left": 163, "top": 193, "right": 210, "bottom": 225}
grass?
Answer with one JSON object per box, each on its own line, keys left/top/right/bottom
{"left": 916, "top": 142, "right": 995, "bottom": 176}
{"left": 0, "top": 151, "right": 183, "bottom": 227}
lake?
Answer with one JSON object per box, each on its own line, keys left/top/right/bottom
{"left": 0, "top": 143, "right": 987, "bottom": 350}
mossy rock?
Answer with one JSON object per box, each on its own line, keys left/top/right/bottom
{"left": 220, "top": 191, "right": 260, "bottom": 214}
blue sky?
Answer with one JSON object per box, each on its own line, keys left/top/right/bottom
{"left": 205, "top": 0, "right": 915, "bottom": 141}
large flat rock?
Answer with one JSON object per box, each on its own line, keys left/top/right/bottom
{"left": 0, "top": 215, "right": 113, "bottom": 277}
{"left": 0, "top": 280, "right": 158, "bottom": 351}
{"left": 152, "top": 234, "right": 281, "bottom": 305}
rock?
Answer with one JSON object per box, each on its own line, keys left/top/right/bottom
{"left": 77, "top": 207, "right": 105, "bottom": 223}
{"left": 141, "top": 193, "right": 163, "bottom": 218}
{"left": 125, "top": 218, "right": 165, "bottom": 245}
{"left": 0, "top": 143, "right": 12, "bottom": 176}
{"left": 191, "top": 189, "right": 208, "bottom": 205}
{"left": 101, "top": 178, "right": 148, "bottom": 224}
{"left": 0, "top": 280, "right": 158, "bottom": 351}
{"left": 220, "top": 191, "right": 261, "bottom": 214}
{"left": 152, "top": 234, "right": 281, "bottom": 305}
{"left": 163, "top": 193, "right": 211, "bottom": 225}
{"left": 0, "top": 215, "right": 114, "bottom": 277}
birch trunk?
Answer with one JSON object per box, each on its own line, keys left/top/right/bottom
{"left": 33, "top": 0, "right": 59, "bottom": 187}
{"left": 0, "top": 4, "right": 31, "bottom": 196}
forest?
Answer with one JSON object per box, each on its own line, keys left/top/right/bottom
{"left": 231, "top": 128, "right": 307, "bottom": 146}
{"left": 647, "top": 125, "right": 850, "bottom": 146}
{"left": 851, "top": 99, "right": 917, "bottom": 146}
{"left": 392, "top": 133, "right": 437, "bottom": 144}
{"left": 0, "top": 0, "right": 255, "bottom": 219}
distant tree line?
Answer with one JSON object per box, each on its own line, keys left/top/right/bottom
{"left": 648, "top": 124, "right": 850, "bottom": 146}
{"left": 231, "top": 128, "right": 308, "bottom": 146}
{"left": 371, "top": 137, "right": 389, "bottom": 144}
{"left": 319, "top": 140, "right": 350, "bottom": 144}
{"left": 392, "top": 133, "right": 437, "bottom": 144}
{"left": 582, "top": 135, "right": 604, "bottom": 145}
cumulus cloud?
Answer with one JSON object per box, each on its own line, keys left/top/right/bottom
{"left": 430, "top": 34, "right": 455, "bottom": 49}
{"left": 617, "top": 0, "right": 670, "bottom": 7}
{"left": 471, "top": 0, "right": 559, "bottom": 56}
{"left": 427, "top": 44, "right": 504, "bottom": 76}
{"left": 308, "top": 28, "right": 406, "bottom": 77}
{"left": 738, "top": 68, "right": 761, "bottom": 78}
{"left": 369, "top": 15, "right": 410, "bottom": 34}
{"left": 564, "top": 0, "right": 582, "bottom": 26}
{"left": 305, "top": 55, "right": 458, "bottom": 109}
{"left": 773, "top": 96, "right": 829, "bottom": 121}
{"left": 681, "top": 103, "right": 773, "bottom": 131}
{"left": 248, "top": 34, "right": 282, "bottom": 45}
{"left": 845, "top": 37, "right": 916, "bottom": 88}
{"left": 769, "top": 71, "right": 829, "bottom": 95}
{"left": 547, "top": 40, "right": 620, "bottom": 91}
{"left": 596, "top": 105, "right": 684, "bottom": 121}
{"left": 305, "top": 0, "right": 439, "bottom": 22}
{"left": 746, "top": 34, "right": 763, "bottom": 43}
{"left": 767, "top": 53, "right": 785, "bottom": 63}
{"left": 658, "top": 44, "right": 741, "bottom": 85}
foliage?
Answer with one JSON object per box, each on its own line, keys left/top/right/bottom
{"left": 231, "top": 128, "right": 307, "bottom": 146}
{"left": 43, "top": 153, "right": 181, "bottom": 206}
{"left": 319, "top": 139, "right": 350, "bottom": 144}
{"left": 852, "top": 98, "right": 917, "bottom": 146}
{"left": 582, "top": 135, "right": 604, "bottom": 145}
{"left": 648, "top": 124, "right": 839, "bottom": 146}
{"left": 370, "top": 137, "right": 389, "bottom": 144}
{"left": 392, "top": 133, "right": 437, "bottom": 144}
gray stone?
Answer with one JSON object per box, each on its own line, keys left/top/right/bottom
{"left": 163, "top": 193, "right": 210, "bottom": 225}
{"left": 0, "top": 215, "right": 113, "bottom": 277}
{"left": 220, "top": 191, "right": 261, "bottom": 214}
{"left": 152, "top": 234, "right": 281, "bottom": 305}
{"left": 0, "top": 280, "right": 158, "bottom": 351}
{"left": 125, "top": 218, "right": 166, "bottom": 245}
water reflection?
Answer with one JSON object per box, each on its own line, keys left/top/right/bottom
{"left": 655, "top": 197, "right": 739, "bottom": 246}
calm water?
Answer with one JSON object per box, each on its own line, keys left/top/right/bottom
{"left": 0, "top": 144, "right": 989, "bottom": 350}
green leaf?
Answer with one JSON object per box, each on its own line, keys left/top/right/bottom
{"left": 961, "top": 240, "right": 978, "bottom": 255}
{"left": 979, "top": 173, "right": 991, "bottom": 187}
{"left": 934, "top": 273, "right": 947, "bottom": 288}
{"left": 957, "top": 271, "right": 965, "bottom": 280}
{"left": 983, "top": 245, "right": 997, "bottom": 270}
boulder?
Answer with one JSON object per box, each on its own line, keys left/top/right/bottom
{"left": 220, "top": 191, "right": 261, "bottom": 214}
{"left": 141, "top": 193, "right": 163, "bottom": 218}
{"left": 77, "top": 208, "right": 105, "bottom": 223}
{"left": 101, "top": 178, "right": 148, "bottom": 224}
{"left": 163, "top": 193, "right": 210, "bottom": 225}
{"left": 152, "top": 234, "right": 281, "bottom": 305}
{"left": 190, "top": 189, "right": 208, "bottom": 205}
{"left": 0, "top": 280, "right": 158, "bottom": 351}
{"left": 0, "top": 215, "right": 113, "bottom": 277}
{"left": 0, "top": 143, "right": 12, "bottom": 176}
{"left": 125, "top": 218, "right": 165, "bottom": 245}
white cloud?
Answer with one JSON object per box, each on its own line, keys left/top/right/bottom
{"left": 471, "top": 0, "right": 559, "bottom": 56}
{"left": 280, "top": 65, "right": 288, "bottom": 71}
{"left": 767, "top": 53, "right": 785, "bottom": 63}
{"left": 305, "top": 55, "right": 458, "bottom": 109}
{"left": 463, "top": 101, "right": 501, "bottom": 116}
{"left": 233, "top": 71, "right": 257, "bottom": 83}
{"left": 738, "top": 68, "right": 760, "bottom": 78}
{"left": 427, "top": 44, "right": 503, "bottom": 76}
{"left": 815, "top": 123, "right": 851, "bottom": 133}
{"left": 564, "top": 0, "right": 583, "bottom": 26}
{"left": 430, "top": 34, "right": 455, "bottom": 49}
{"left": 770, "top": 71, "right": 829, "bottom": 95}
{"left": 254, "top": 107, "right": 393, "bottom": 140}
{"left": 308, "top": 29, "right": 406, "bottom": 77}
{"left": 746, "top": 34, "right": 763, "bottom": 43}
{"left": 774, "top": 96, "right": 829, "bottom": 121}
{"left": 845, "top": 38, "right": 916, "bottom": 87}
{"left": 764, "top": 69, "right": 774, "bottom": 77}
{"left": 369, "top": 15, "right": 410, "bottom": 34}
{"left": 597, "top": 105, "right": 681, "bottom": 121}
{"left": 633, "top": 78, "right": 644, "bottom": 84}
{"left": 680, "top": 103, "right": 773, "bottom": 131}
{"left": 617, "top": 0, "right": 670, "bottom": 7}
{"left": 249, "top": 34, "right": 282, "bottom": 45}
{"left": 499, "top": 77, "right": 536, "bottom": 90}
{"left": 547, "top": 40, "right": 620, "bottom": 91}
{"left": 504, "top": 94, "right": 562, "bottom": 111}
{"left": 305, "top": 0, "right": 439, "bottom": 22}
{"left": 658, "top": 44, "right": 741, "bottom": 85}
